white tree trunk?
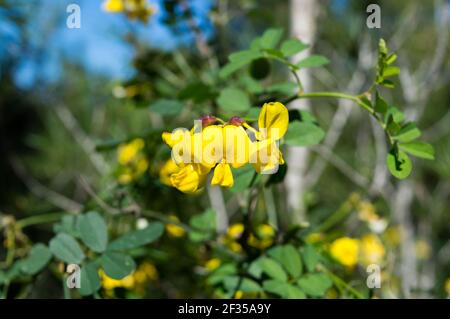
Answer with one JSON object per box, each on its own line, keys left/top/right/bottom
{"left": 285, "top": 0, "right": 318, "bottom": 222}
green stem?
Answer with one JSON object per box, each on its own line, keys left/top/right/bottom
{"left": 320, "top": 265, "right": 364, "bottom": 299}
{"left": 312, "top": 196, "right": 355, "bottom": 234}
{"left": 16, "top": 212, "right": 65, "bottom": 229}
{"left": 298, "top": 92, "right": 373, "bottom": 113}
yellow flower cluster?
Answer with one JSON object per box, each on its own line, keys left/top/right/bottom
{"left": 445, "top": 278, "right": 450, "bottom": 296}
{"left": 165, "top": 215, "right": 186, "bottom": 238}
{"left": 220, "top": 223, "right": 276, "bottom": 253}
{"left": 102, "top": 0, "right": 155, "bottom": 23}
{"left": 329, "top": 234, "right": 386, "bottom": 268}
{"left": 357, "top": 201, "right": 388, "bottom": 234}
{"left": 117, "top": 138, "right": 149, "bottom": 184}
{"left": 161, "top": 102, "right": 288, "bottom": 193}
{"left": 100, "top": 261, "right": 158, "bottom": 296}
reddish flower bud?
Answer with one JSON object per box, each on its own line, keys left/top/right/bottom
{"left": 228, "top": 116, "right": 245, "bottom": 126}
{"left": 200, "top": 115, "right": 217, "bottom": 127}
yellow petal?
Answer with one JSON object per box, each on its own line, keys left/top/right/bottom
{"left": 170, "top": 164, "right": 203, "bottom": 193}
{"left": 211, "top": 163, "right": 234, "bottom": 187}
{"left": 258, "top": 102, "right": 289, "bottom": 140}
{"left": 159, "top": 159, "right": 181, "bottom": 186}
{"left": 102, "top": 0, "right": 124, "bottom": 12}
{"left": 223, "top": 125, "right": 250, "bottom": 168}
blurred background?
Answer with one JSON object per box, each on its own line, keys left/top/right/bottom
{"left": 0, "top": 0, "right": 449, "bottom": 298}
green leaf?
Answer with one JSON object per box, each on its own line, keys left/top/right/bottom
{"left": 78, "top": 211, "right": 108, "bottom": 253}
{"left": 207, "top": 264, "right": 237, "bottom": 285}
{"left": 297, "top": 273, "right": 333, "bottom": 297}
{"left": 108, "top": 222, "right": 164, "bottom": 251}
{"left": 53, "top": 215, "right": 81, "bottom": 238}
{"left": 280, "top": 39, "right": 308, "bottom": 56}
{"left": 374, "top": 92, "right": 388, "bottom": 114}
{"left": 296, "top": 55, "right": 329, "bottom": 68}
{"left": 383, "top": 66, "right": 400, "bottom": 77}
{"left": 79, "top": 262, "right": 101, "bottom": 296}
{"left": 260, "top": 28, "right": 283, "bottom": 49}
{"left": 301, "top": 245, "right": 320, "bottom": 272}
{"left": 230, "top": 165, "right": 256, "bottom": 193}
{"left": 0, "top": 271, "right": 5, "bottom": 284}
{"left": 263, "top": 280, "right": 305, "bottom": 299}
{"left": 229, "top": 50, "right": 263, "bottom": 64}
{"left": 21, "top": 244, "right": 52, "bottom": 275}
{"left": 189, "top": 209, "right": 216, "bottom": 242}
{"left": 101, "top": 251, "right": 136, "bottom": 280}
{"left": 223, "top": 276, "right": 261, "bottom": 293}
{"left": 284, "top": 121, "right": 325, "bottom": 146}
{"left": 219, "top": 50, "right": 263, "bottom": 78}
{"left": 257, "top": 257, "right": 288, "bottom": 281}
{"left": 399, "top": 142, "right": 435, "bottom": 160}
{"left": 387, "top": 149, "right": 413, "bottom": 179}
{"left": 216, "top": 88, "right": 251, "bottom": 112}
{"left": 393, "top": 123, "right": 422, "bottom": 143}
{"left": 267, "top": 245, "right": 302, "bottom": 278}
{"left": 49, "top": 233, "right": 85, "bottom": 264}
{"left": 149, "top": 99, "right": 183, "bottom": 115}
{"left": 266, "top": 82, "right": 297, "bottom": 95}
{"left": 243, "top": 107, "right": 261, "bottom": 122}
{"left": 385, "top": 107, "right": 404, "bottom": 124}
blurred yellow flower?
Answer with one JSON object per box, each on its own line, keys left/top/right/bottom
{"left": 117, "top": 138, "right": 148, "bottom": 184}
{"left": 360, "top": 234, "right": 385, "bottom": 266}
{"left": 306, "top": 232, "right": 325, "bottom": 244}
{"left": 102, "top": 0, "right": 155, "bottom": 23}
{"left": 234, "top": 290, "right": 244, "bottom": 299}
{"left": 415, "top": 240, "right": 431, "bottom": 260}
{"left": 205, "top": 258, "right": 221, "bottom": 272}
{"left": 103, "top": 0, "right": 124, "bottom": 12}
{"left": 445, "top": 278, "right": 450, "bottom": 295}
{"left": 100, "top": 261, "right": 158, "bottom": 296}
{"left": 330, "top": 237, "right": 359, "bottom": 267}
{"left": 384, "top": 226, "right": 401, "bottom": 246}
{"left": 165, "top": 215, "right": 185, "bottom": 238}
{"left": 248, "top": 224, "right": 275, "bottom": 249}
{"left": 227, "top": 223, "right": 244, "bottom": 239}
{"left": 118, "top": 138, "right": 144, "bottom": 165}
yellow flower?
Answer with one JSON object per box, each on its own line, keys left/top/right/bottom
{"left": 358, "top": 201, "right": 377, "bottom": 222}
{"left": 250, "top": 102, "right": 288, "bottom": 174}
{"left": 234, "top": 290, "right": 244, "bottom": 299}
{"left": 360, "top": 234, "right": 385, "bottom": 266}
{"left": 205, "top": 258, "right": 221, "bottom": 272}
{"left": 165, "top": 215, "right": 186, "bottom": 238}
{"left": 116, "top": 138, "right": 148, "bottom": 184}
{"left": 118, "top": 138, "right": 145, "bottom": 165}
{"left": 445, "top": 278, "right": 450, "bottom": 295}
{"left": 227, "top": 223, "right": 244, "bottom": 239}
{"left": 100, "top": 269, "right": 135, "bottom": 291}
{"left": 211, "top": 162, "right": 234, "bottom": 187}
{"left": 159, "top": 159, "right": 181, "bottom": 186}
{"left": 100, "top": 262, "right": 158, "bottom": 296}
{"left": 170, "top": 164, "right": 208, "bottom": 193}
{"left": 415, "top": 240, "right": 431, "bottom": 260}
{"left": 384, "top": 226, "right": 401, "bottom": 246}
{"left": 330, "top": 237, "right": 359, "bottom": 267}
{"left": 247, "top": 224, "right": 275, "bottom": 249}
{"left": 102, "top": 0, "right": 124, "bottom": 12}
{"left": 102, "top": 0, "right": 155, "bottom": 23}
{"left": 162, "top": 102, "right": 288, "bottom": 192}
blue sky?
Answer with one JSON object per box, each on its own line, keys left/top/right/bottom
{"left": 0, "top": 0, "right": 214, "bottom": 88}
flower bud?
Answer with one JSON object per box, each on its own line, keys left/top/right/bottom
{"left": 200, "top": 115, "right": 217, "bottom": 127}
{"left": 228, "top": 116, "right": 245, "bottom": 126}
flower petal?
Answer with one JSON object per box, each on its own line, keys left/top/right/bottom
{"left": 258, "top": 102, "right": 289, "bottom": 140}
